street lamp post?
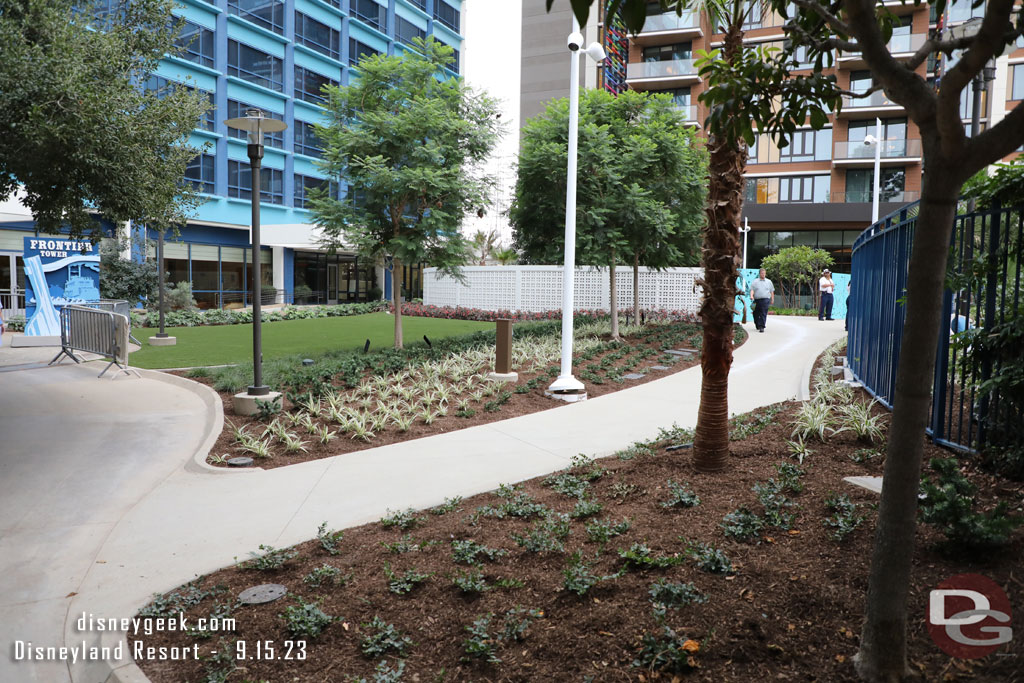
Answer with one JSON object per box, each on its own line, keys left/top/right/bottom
{"left": 740, "top": 217, "right": 751, "bottom": 270}
{"left": 225, "top": 109, "right": 287, "bottom": 412}
{"left": 863, "top": 117, "right": 883, "bottom": 224}
{"left": 148, "top": 228, "right": 177, "bottom": 346}
{"left": 546, "top": 20, "right": 605, "bottom": 403}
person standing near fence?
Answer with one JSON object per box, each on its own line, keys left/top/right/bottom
{"left": 818, "top": 269, "right": 835, "bottom": 321}
{"left": 749, "top": 268, "right": 775, "bottom": 333}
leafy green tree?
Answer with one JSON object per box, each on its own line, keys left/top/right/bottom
{"left": 564, "top": 0, "right": 1024, "bottom": 678}
{"left": 761, "top": 246, "right": 833, "bottom": 309}
{"left": 99, "top": 242, "right": 158, "bottom": 307}
{"left": 312, "top": 38, "right": 501, "bottom": 349}
{"left": 0, "top": 0, "right": 208, "bottom": 239}
{"left": 511, "top": 88, "right": 705, "bottom": 338}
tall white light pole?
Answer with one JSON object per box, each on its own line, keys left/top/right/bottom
{"left": 547, "top": 20, "right": 605, "bottom": 402}
{"left": 864, "top": 117, "right": 882, "bottom": 223}
{"left": 740, "top": 217, "right": 751, "bottom": 270}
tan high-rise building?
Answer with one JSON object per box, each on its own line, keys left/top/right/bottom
{"left": 521, "top": 0, "right": 1023, "bottom": 273}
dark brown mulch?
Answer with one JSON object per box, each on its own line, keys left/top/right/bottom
{"left": 191, "top": 323, "right": 716, "bottom": 470}
{"left": 129, "top": 393, "right": 1024, "bottom": 682}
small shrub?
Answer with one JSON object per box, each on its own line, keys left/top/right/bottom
{"left": 775, "top": 462, "right": 806, "bottom": 493}
{"left": 542, "top": 472, "right": 590, "bottom": 498}
{"left": 255, "top": 398, "right": 282, "bottom": 420}
{"left": 720, "top": 507, "right": 765, "bottom": 541}
{"left": 570, "top": 497, "right": 604, "bottom": 519}
{"left": 648, "top": 579, "right": 707, "bottom": 611}
{"left": 511, "top": 513, "right": 571, "bottom": 553}
{"left": 483, "top": 391, "right": 512, "bottom": 412}
{"left": 463, "top": 613, "right": 501, "bottom": 663}
{"left": 849, "top": 447, "right": 883, "bottom": 464}
{"left": 684, "top": 541, "right": 733, "bottom": 574}
{"left": 660, "top": 480, "right": 701, "bottom": 508}
{"left": 360, "top": 617, "right": 413, "bottom": 659}
{"left": 609, "top": 482, "right": 641, "bottom": 500}
{"left": 279, "top": 597, "right": 335, "bottom": 639}
{"left": 348, "top": 659, "right": 406, "bottom": 683}
{"left": 562, "top": 551, "right": 622, "bottom": 596}
{"left": 791, "top": 400, "right": 834, "bottom": 442}
{"left": 243, "top": 544, "right": 297, "bottom": 571}
{"left": 477, "top": 486, "right": 547, "bottom": 519}
{"left": 585, "top": 517, "right": 632, "bottom": 544}
{"left": 383, "top": 563, "right": 431, "bottom": 595}
{"left": 919, "top": 457, "right": 1021, "bottom": 551}
{"left": 317, "top": 522, "right": 344, "bottom": 555}
{"left": 382, "top": 535, "right": 435, "bottom": 554}
{"left": 823, "top": 493, "right": 865, "bottom": 542}
{"left": 787, "top": 438, "right": 813, "bottom": 464}
{"left": 633, "top": 624, "right": 701, "bottom": 673}
{"left": 380, "top": 508, "right": 425, "bottom": 532}
{"left": 303, "top": 564, "right": 349, "bottom": 588}
{"left": 430, "top": 496, "right": 463, "bottom": 515}
{"left": 618, "top": 543, "right": 684, "bottom": 571}
{"left": 452, "top": 540, "right": 507, "bottom": 565}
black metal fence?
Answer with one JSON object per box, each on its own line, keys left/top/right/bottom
{"left": 848, "top": 200, "right": 1024, "bottom": 454}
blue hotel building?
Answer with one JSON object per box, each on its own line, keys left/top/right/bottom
{"left": 0, "top": 0, "right": 463, "bottom": 312}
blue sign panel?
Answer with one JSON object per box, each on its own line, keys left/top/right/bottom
{"left": 23, "top": 237, "right": 101, "bottom": 336}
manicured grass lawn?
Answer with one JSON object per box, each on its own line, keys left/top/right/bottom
{"left": 128, "top": 313, "right": 493, "bottom": 369}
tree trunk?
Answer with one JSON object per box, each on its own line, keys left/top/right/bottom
{"left": 633, "top": 252, "right": 641, "bottom": 325}
{"left": 854, "top": 164, "right": 961, "bottom": 682}
{"left": 693, "top": 23, "right": 746, "bottom": 473}
{"left": 392, "top": 257, "right": 404, "bottom": 349}
{"left": 609, "top": 250, "right": 619, "bottom": 340}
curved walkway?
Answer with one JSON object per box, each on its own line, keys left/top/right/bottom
{"left": 0, "top": 317, "right": 846, "bottom": 683}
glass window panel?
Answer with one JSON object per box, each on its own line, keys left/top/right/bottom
{"left": 296, "top": 12, "right": 340, "bottom": 60}
{"left": 228, "top": 40, "right": 283, "bottom": 91}
{"left": 185, "top": 154, "right": 215, "bottom": 194}
{"left": 295, "top": 66, "right": 337, "bottom": 105}
{"left": 191, "top": 257, "right": 219, "bottom": 292}
{"left": 349, "top": 38, "right": 382, "bottom": 67}
{"left": 294, "top": 120, "right": 324, "bottom": 157}
{"left": 1014, "top": 65, "right": 1024, "bottom": 100}
{"left": 190, "top": 244, "right": 219, "bottom": 260}
{"left": 176, "top": 21, "right": 214, "bottom": 68}
{"left": 813, "top": 175, "right": 830, "bottom": 203}
{"left": 642, "top": 42, "right": 692, "bottom": 62}
{"left": 433, "top": 1, "right": 460, "bottom": 32}
{"left": 396, "top": 17, "right": 426, "bottom": 46}
{"left": 166, "top": 258, "right": 189, "bottom": 284}
{"left": 815, "top": 128, "right": 832, "bottom": 161}
{"left": 228, "top": 0, "right": 284, "bottom": 35}
{"left": 793, "top": 231, "right": 818, "bottom": 247}
{"left": 351, "top": 0, "right": 387, "bottom": 32}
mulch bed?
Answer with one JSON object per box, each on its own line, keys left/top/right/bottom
{"left": 130, "top": 371, "right": 1024, "bottom": 681}
{"left": 189, "top": 321, "right": 718, "bottom": 469}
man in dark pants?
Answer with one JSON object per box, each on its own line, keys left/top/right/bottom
{"left": 749, "top": 268, "right": 775, "bottom": 333}
{"left": 818, "top": 268, "right": 835, "bottom": 320}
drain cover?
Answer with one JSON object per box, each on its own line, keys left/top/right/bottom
{"left": 623, "top": 373, "right": 645, "bottom": 380}
{"left": 226, "top": 457, "right": 254, "bottom": 467}
{"left": 302, "top": 359, "right": 314, "bottom": 366}
{"left": 650, "top": 365, "right": 670, "bottom": 371}
{"left": 239, "top": 584, "right": 287, "bottom": 605}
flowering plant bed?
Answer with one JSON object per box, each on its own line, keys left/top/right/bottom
{"left": 394, "top": 302, "right": 698, "bottom": 323}
{"left": 193, "top": 318, "right": 735, "bottom": 469}
{"left": 130, "top": 391, "right": 1023, "bottom": 682}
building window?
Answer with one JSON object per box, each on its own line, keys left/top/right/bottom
{"left": 294, "top": 120, "right": 324, "bottom": 158}
{"left": 294, "top": 174, "right": 338, "bottom": 209}
{"left": 433, "top": 1, "right": 460, "bottom": 33}
{"left": 396, "top": 16, "right": 427, "bottom": 46}
{"left": 185, "top": 154, "right": 215, "bottom": 194}
{"left": 845, "top": 168, "right": 906, "bottom": 203}
{"left": 408, "top": 0, "right": 426, "bottom": 10}
{"left": 777, "top": 128, "right": 832, "bottom": 162}
{"left": 643, "top": 42, "right": 691, "bottom": 62}
{"left": 143, "top": 75, "right": 215, "bottom": 132}
{"left": 351, "top": 0, "right": 387, "bottom": 32}
{"left": 295, "top": 12, "right": 341, "bottom": 60}
{"left": 744, "top": 175, "right": 830, "bottom": 204}
{"left": 295, "top": 66, "right": 337, "bottom": 105}
{"left": 349, "top": 38, "right": 382, "bottom": 66}
{"left": 451, "top": 48, "right": 460, "bottom": 73}
{"left": 175, "top": 21, "right": 214, "bottom": 68}
{"left": 228, "top": 40, "right": 283, "bottom": 91}
{"left": 228, "top": 161, "right": 284, "bottom": 204}
{"left": 1013, "top": 64, "right": 1024, "bottom": 101}
{"left": 226, "top": 101, "right": 284, "bottom": 148}
{"left": 228, "top": 0, "right": 285, "bottom": 35}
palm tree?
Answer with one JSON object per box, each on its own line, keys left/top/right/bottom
{"left": 493, "top": 247, "right": 519, "bottom": 265}
{"left": 470, "top": 229, "right": 500, "bottom": 265}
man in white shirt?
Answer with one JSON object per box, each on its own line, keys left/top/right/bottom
{"left": 749, "top": 268, "right": 775, "bottom": 333}
{"left": 818, "top": 269, "right": 835, "bottom": 321}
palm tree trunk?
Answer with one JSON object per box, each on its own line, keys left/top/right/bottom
{"left": 633, "top": 252, "right": 641, "bottom": 325}
{"left": 392, "top": 256, "right": 404, "bottom": 349}
{"left": 609, "top": 249, "right": 619, "bottom": 339}
{"left": 693, "top": 22, "right": 746, "bottom": 473}
{"left": 855, "top": 163, "right": 961, "bottom": 682}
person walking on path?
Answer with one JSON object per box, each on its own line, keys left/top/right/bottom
{"left": 749, "top": 268, "right": 775, "bottom": 333}
{"left": 818, "top": 269, "right": 835, "bottom": 321}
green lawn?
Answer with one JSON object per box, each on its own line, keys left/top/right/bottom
{"left": 128, "top": 313, "right": 493, "bottom": 369}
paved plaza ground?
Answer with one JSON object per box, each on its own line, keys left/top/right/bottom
{"left": 0, "top": 317, "right": 846, "bottom": 682}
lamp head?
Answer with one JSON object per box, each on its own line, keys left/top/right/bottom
{"left": 863, "top": 134, "right": 878, "bottom": 146}
{"left": 224, "top": 108, "right": 287, "bottom": 146}
{"left": 567, "top": 32, "right": 584, "bottom": 52}
{"left": 584, "top": 42, "right": 606, "bottom": 63}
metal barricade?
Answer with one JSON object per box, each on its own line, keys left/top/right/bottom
{"left": 50, "top": 305, "right": 137, "bottom": 378}
{"left": 81, "top": 299, "right": 141, "bottom": 346}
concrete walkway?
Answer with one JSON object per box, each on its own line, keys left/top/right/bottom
{"left": 0, "top": 317, "right": 846, "bottom": 683}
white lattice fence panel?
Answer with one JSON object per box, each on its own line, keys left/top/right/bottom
{"left": 422, "top": 266, "right": 704, "bottom": 314}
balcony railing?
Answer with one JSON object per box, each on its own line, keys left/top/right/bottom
{"left": 843, "top": 89, "right": 899, "bottom": 109}
{"left": 674, "top": 104, "right": 698, "bottom": 121}
{"left": 640, "top": 11, "right": 701, "bottom": 33}
{"left": 626, "top": 59, "right": 698, "bottom": 80}
{"left": 831, "top": 190, "right": 921, "bottom": 203}
{"left": 834, "top": 139, "right": 922, "bottom": 160}
{"left": 840, "top": 33, "right": 926, "bottom": 59}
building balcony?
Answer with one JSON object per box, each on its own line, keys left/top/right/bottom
{"left": 832, "top": 139, "right": 923, "bottom": 165}
{"left": 674, "top": 104, "right": 699, "bottom": 124}
{"left": 838, "top": 33, "right": 926, "bottom": 68}
{"left": 626, "top": 59, "right": 701, "bottom": 87}
{"left": 838, "top": 90, "right": 906, "bottom": 118}
{"left": 831, "top": 190, "right": 921, "bottom": 203}
{"left": 634, "top": 11, "right": 703, "bottom": 43}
